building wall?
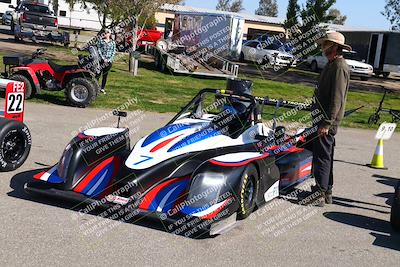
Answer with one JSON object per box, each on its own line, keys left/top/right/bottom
{"left": 155, "top": 11, "right": 175, "bottom": 32}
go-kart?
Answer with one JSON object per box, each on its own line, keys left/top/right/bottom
{"left": 0, "top": 79, "right": 31, "bottom": 172}
{"left": 24, "top": 80, "right": 320, "bottom": 236}
{"left": 391, "top": 181, "right": 400, "bottom": 232}
{"left": 2, "top": 48, "right": 100, "bottom": 108}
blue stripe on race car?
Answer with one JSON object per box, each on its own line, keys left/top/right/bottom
{"left": 47, "top": 169, "right": 65, "bottom": 184}
{"left": 147, "top": 179, "right": 190, "bottom": 212}
{"left": 142, "top": 124, "right": 192, "bottom": 147}
{"left": 81, "top": 163, "right": 114, "bottom": 197}
{"left": 168, "top": 128, "right": 221, "bottom": 152}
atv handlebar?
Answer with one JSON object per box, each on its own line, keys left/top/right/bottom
{"left": 32, "top": 48, "right": 47, "bottom": 59}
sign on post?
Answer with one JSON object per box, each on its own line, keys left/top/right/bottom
{"left": 4, "top": 81, "right": 25, "bottom": 123}
{"left": 375, "top": 123, "right": 397, "bottom": 140}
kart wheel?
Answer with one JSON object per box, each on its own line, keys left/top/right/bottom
{"left": 65, "top": 78, "right": 96, "bottom": 108}
{"left": 0, "top": 118, "right": 31, "bottom": 172}
{"left": 368, "top": 114, "right": 380, "bottom": 125}
{"left": 9, "top": 74, "right": 34, "bottom": 99}
{"left": 390, "top": 181, "right": 400, "bottom": 232}
{"left": 311, "top": 61, "right": 318, "bottom": 72}
{"left": 237, "top": 164, "right": 259, "bottom": 220}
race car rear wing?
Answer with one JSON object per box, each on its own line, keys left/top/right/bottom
{"left": 0, "top": 78, "right": 26, "bottom": 122}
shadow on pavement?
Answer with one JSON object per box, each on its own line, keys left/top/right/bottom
{"left": 324, "top": 211, "right": 400, "bottom": 251}
{"left": 7, "top": 169, "right": 212, "bottom": 239}
{"left": 334, "top": 159, "right": 367, "bottom": 167}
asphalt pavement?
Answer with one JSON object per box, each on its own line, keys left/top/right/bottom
{"left": 0, "top": 101, "right": 399, "bottom": 266}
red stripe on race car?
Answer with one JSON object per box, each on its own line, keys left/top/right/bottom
{"left": 74, "top": 157, "right": 115, "bottom": 193}
{"left": 33, "top": 171, "right": 46, "bottom": 180}
{"left": 209, "top": 153, "right": 270, "bottom": 167}
{"left": 99, "top": 157, "right": 121, "bottom": 200}
{"left": 150, "top": 135, "right": 182, "bottom": 153}
{"left": 200, "top": 199, "right": 231, "bottom": 220}
{"left": 139, "top": 178, "right": 181, "bottom": 210}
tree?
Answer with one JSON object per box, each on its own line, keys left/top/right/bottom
{"left": 382, "top": 0, "right": 400, "bottom": 28}
{"left": 327, "top": 8, "right": 347, "bottom": 25}
{"left": 300, "top": 0, "right": 336, "bottom": 33}
{"left": 216, "top": 0, "right": 231, "bottom": 11}
{"left": 255, "top": 0, "right": 278, "bottom": 17}
{"left": 216, "top": 0, "right": 243, "bottom": 12}
{"left": 284, "top": 0, "right": 300, "bottom": 30}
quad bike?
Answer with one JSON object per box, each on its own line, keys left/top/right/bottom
{"left": 2, "top": 48, "right": 100, "bottom": 108}
{"left": 368, "top": 88, "right": 400, "bottom": 125}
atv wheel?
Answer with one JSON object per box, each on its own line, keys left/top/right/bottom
{"left": 0, "top": 118, "right": 32, "bottom": 172}
{"left": 391, "top": 181, "right": 400, "bottom": 231}
{"left": 65, "top": 78, "right": 96, "bottom": 108}
{"left": 9, "top": 74, "right": 34, "bottom": 99}
{"left": 237, "top": 164, "right": 259, "bottom": 220}
{"left": 368, "top": 114, "right": 380, "bottom": 125}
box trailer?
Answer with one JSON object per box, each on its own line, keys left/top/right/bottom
{"left": 151, "top": 12, "right": 244, "bottom": 79}
{"left": 338, "top": 30, "right": 400, "bottom": 77}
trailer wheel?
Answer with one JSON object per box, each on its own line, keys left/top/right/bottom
{"left": 0, "top": 118, "right": 31, "bottom": 172}
{"left": 154, "top": 53, "right": 161, "bottom": 69}
{"left": 391, "top": 181, "right": 400, "bottom": 232}
{"left": 160, "top": 55, "right": 167, "bottom": 72}
{"left": 9, "top": 74, "right": 34, "bottom": 99}
{"left": 383, "top": 72, "right": 390, "bottom": 78}
{"left": 65, "top": 78, "right": 96, "bottom": 108}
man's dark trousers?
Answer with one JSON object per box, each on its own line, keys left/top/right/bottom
{"left": 312, "top": 128, "right": 337, "bottom": 192}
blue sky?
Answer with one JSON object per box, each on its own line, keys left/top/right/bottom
{"left": 184, "top": 0, "right": 392, "bottom": 29}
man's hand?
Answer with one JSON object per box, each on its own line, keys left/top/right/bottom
{"left": 318, "top": 126, "right": 330, "bottom": 136}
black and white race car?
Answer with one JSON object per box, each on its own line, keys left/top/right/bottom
{"left": 25, "top": 79, "right": 318, "bottom": 236}
{"left": 0, "top": 79, "right": 31, "bottom": 172}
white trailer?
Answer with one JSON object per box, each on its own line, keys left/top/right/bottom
{"left": 50, "top": 0, "right": 103, "bottom": 31}
{"left": 0, "top": 0, "right": 17, "bottom": 16}
{"left": 152, "top": 12, "right": 244, "bottom": 79}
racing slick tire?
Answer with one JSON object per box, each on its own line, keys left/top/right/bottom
{"left": 237, "top": 164, "right": 259, "bottom": 220}
{"left": 390, "top": 181, "right": 400, "bottom": 232}
{"left": 0, "top": 118, "right": 31, "bottom": 172}
{"left": 65, "top": 77, "right": 97, "bottom": 108}
{"left": 9, "top": 74, "right": 34, "bottom": 99}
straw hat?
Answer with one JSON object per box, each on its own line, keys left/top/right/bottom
{"left": 317, "top": 31, "right": 352, "bottom": 51}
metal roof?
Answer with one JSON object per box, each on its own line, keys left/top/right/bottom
{"left": 320, "top": 23, "right": 399, "bottom": 34}
{"left": 160, "top": 4, "right": 285, "bottom": 25}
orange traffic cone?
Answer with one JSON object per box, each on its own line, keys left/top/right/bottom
{"left": 367, "top": 139, "right": 387, "bottom": 170}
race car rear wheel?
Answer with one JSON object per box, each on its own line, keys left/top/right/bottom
{"left": 237, "top": 164, "right": 259, "bottom": 220}
{"left": 390, "top": 181, "right": 400, "bottom": 232}
{"left": 65, "top": 77, "right": 96, "bottom": 108}
{"left": 0, "top": 118, "right": 32, "bottom": 172}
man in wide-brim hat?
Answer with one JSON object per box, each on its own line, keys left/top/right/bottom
{"left": 309, "top": 31, "right": 351, "bottom": 206}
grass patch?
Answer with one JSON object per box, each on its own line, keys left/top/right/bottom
{"left": 1, "top": 49, "right": 399, "bottom": 130}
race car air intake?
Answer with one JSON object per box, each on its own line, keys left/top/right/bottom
{"left": 227, "top": 79, "right": 253, "bottom": 96}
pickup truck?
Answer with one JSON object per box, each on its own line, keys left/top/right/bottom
{"left": 9, "top": 1, "right": 69, "bottom": 46}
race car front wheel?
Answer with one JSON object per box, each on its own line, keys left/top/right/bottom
{"left": 390, "top": 181, "right": 400, "bottom": 232}
{"left": 0, "top": 118, "right": 32, "bottom": 172}
{"left": 237, "top": 164, "right": 259, "bottom": 220}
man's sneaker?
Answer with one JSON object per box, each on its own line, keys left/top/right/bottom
{"left": 325, "top": 190, "right": 333, "bottom": 204}
{"left": 100, "top": 89, "right": 106, "bottom": 94}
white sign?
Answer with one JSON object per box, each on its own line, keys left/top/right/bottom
{"left": 375, "top": 123, "right": 397, "bottom": 140}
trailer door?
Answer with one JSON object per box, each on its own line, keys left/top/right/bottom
{"left": 368, "top": 33, "right": 388, "bottom": 71}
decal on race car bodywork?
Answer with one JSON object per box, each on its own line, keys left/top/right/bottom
{"left": 181, "top": 198, "right": 232, "bottom": 220}
{"left": 208, "top": 152, "right": 270, "bottom": 167}
{"left": 34, "top": 165, "right": 64, "bottom": 184}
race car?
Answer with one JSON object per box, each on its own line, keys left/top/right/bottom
{"left": 0, "top": 79, "right": 31, "bottom": 172}
{"left": 24, "top": 79, "right": 316, "bottom": 236}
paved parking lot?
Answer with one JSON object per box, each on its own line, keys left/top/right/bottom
{"left": 0, "top": 101, "right": 399, "bottom": 266}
